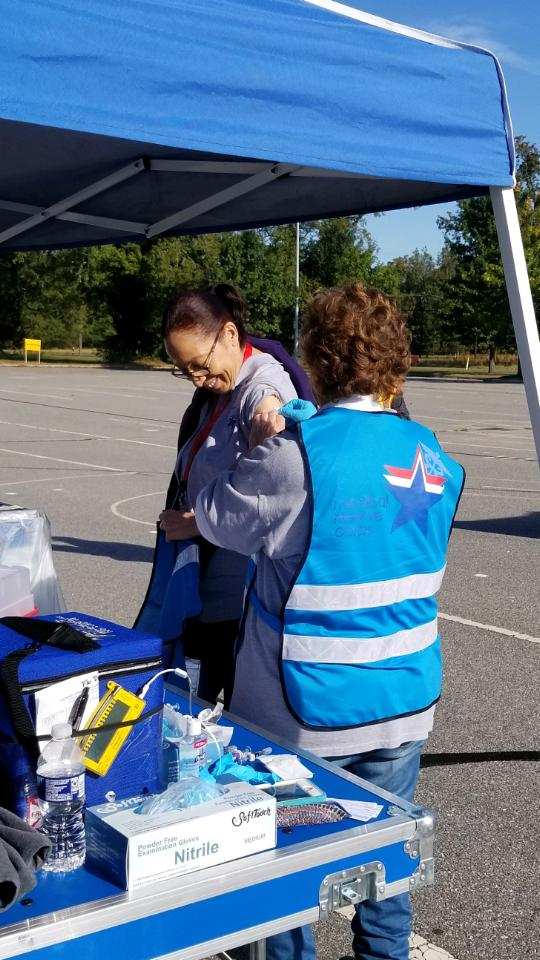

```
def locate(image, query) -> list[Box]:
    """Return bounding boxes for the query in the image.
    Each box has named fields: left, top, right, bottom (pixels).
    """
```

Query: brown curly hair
left=301, top=283, right=411, bottom=404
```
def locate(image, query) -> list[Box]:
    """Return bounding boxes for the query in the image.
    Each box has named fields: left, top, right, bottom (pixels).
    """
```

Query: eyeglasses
left=170, top=325, right=223, bottom=381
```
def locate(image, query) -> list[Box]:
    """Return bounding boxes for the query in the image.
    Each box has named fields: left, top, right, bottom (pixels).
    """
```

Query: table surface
left=0, top=687, right=409, bottom=934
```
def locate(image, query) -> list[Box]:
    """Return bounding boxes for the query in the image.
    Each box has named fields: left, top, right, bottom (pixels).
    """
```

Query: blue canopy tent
left=0, top=0, right=538, bottom=454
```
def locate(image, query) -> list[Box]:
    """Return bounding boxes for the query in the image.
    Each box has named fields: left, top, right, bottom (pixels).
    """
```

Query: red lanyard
left=182, top=342, right=253, bottom=482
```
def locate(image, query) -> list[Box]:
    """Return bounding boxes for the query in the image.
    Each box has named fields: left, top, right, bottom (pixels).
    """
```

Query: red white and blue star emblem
left=384, top=446, right=446, bottom=534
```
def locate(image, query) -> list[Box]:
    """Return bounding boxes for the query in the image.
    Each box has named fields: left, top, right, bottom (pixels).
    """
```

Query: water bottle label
left=37, top=773, right=85, bottom=803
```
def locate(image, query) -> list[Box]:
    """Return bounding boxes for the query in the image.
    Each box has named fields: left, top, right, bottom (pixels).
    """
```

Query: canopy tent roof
left=0, top=0, right=515, bottom=251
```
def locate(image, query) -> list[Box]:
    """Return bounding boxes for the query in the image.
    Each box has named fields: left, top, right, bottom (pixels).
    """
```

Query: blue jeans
left=265, top=740, right=424, bottom=960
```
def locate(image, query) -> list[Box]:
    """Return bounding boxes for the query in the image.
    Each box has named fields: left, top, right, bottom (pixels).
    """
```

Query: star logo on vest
left=384, top=446, right=446, bottom=534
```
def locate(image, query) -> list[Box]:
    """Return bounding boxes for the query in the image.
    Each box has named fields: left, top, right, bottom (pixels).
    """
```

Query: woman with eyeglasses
left=137, top=283, right=313, bottom=703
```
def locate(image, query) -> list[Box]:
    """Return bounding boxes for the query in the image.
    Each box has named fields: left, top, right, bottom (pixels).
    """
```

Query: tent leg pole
left=490, top=186, right=540, bottom=463
left=249, top=940, right=266, bottom=960
left=294, top=221, right=300, bottom=356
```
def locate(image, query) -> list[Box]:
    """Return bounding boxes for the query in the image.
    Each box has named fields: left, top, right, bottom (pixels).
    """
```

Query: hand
left=249, top=409, right=286, bottom=449
left=159, top=509, right=199, bottom=541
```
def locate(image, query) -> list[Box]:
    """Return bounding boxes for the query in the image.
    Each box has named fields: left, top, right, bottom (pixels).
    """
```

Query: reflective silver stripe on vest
left=283, top=617, right=438, bottom=664
left=173, top=543, right=199, bottom=573
left=287, top=566, right=446, bottom=611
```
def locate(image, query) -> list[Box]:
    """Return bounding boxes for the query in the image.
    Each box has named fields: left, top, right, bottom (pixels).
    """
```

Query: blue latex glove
left=278, top=399, right=317, bottom=425
left=200, top=765, right=217, bottom=784
left=209, top=753, right=280, bottom=785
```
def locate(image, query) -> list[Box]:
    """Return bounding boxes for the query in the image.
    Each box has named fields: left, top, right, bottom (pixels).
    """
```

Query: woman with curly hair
left=195, top=283, right=464, bottom=960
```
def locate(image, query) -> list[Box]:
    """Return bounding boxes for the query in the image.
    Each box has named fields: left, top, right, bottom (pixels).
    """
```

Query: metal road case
left=0, top=689, right=435, bottom=960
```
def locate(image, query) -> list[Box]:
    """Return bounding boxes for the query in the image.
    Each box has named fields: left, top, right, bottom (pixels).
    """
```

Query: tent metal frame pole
left=149, top=159, right=361, bottom=179
left=490, top=186, right=540, bottom=462
left=0, top=159, right=146, bottom=245
left=149, top=160, right=271, bottom=175
left=0, top=159, right=362, bottom=245
left=0, top=199, right=148, bottom=236
left=294, top=221, right=300, bottom=356
left=146, top=163, right=298, bottom=239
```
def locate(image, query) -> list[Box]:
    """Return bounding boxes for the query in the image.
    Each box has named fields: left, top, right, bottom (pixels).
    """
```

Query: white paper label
left=328, top=798, right=384, bottom=821
left=34, top=671, right=99, bottom=744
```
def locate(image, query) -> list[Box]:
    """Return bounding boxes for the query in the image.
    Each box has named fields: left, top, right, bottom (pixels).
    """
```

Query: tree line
left=0, top=137, right=537, bottom=364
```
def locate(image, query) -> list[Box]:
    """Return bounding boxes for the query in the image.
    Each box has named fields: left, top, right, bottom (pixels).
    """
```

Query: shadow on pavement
left=52, top=536, right=153, bottom=563
left=454, top=511, right=539, bottom=538
left=421, top=750, right=539, bottom=767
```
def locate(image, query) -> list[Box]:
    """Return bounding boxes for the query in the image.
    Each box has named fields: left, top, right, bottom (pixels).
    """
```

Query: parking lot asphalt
left=0, top=366, right=538, bottom=960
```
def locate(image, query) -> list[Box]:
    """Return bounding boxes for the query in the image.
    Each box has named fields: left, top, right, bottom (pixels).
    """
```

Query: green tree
left=15, top=249, right=95, bottom=348
left=214, top=227, right=299, bottom=346
left=90, top=234, right=237, bottom=360
left=370, top=259, right=403, bottom=301
left=302, top=216, right=376, bottom=288
left=0, top=253, right=22, bottom=349
left=437, top=135, right=539, bottom=370
left=375, top=251, right=443, bottom=353
left=87, top=244, right=154, bottom=361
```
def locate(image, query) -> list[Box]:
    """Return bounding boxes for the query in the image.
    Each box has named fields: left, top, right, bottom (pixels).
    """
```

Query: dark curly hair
left=301, top=283, right=411, bottom=404
left=162, top=283, right=248, bottom=345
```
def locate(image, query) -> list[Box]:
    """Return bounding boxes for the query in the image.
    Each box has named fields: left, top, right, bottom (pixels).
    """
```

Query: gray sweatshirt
left=195, top=407, right=435, bottom=758
left=178, top=352, right=296, bottom=622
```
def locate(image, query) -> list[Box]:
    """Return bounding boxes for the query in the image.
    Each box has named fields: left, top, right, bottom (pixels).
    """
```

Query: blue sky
left=358, top=0, right=540, bottom=262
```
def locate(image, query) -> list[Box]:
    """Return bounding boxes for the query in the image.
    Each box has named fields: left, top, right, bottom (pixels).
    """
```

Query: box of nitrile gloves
left=86, top=783, right=276, bottom=890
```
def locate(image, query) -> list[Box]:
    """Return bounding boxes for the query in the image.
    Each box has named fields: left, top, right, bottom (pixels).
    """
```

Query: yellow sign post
left=23, top=338, right=41, bottom=364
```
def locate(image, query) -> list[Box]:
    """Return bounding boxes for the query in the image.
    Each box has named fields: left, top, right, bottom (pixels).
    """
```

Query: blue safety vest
left=250, top=407, right=464, bottom=731
left=133, top=531, right=201, bottom=666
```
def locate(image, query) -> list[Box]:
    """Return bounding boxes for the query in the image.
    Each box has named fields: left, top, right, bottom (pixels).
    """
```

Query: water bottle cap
left=51, top=722, right=72, bottom=740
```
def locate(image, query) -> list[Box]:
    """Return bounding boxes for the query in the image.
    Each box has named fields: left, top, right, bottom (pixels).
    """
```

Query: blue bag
left=0, top=613, right=165, bottom=814
left=134, top=533, right=201, bottom=664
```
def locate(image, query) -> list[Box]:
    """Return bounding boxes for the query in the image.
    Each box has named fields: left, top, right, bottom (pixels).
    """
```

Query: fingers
left=249, top=410, right=286, bottom=449
left=265, top=410, right=286, bottom=432
left=159, top=510, right=197, bottom=541
left=159, top=509, right=192, bottom=524
left=160, top=510, right=174, bottom=532
left=251, top=410, right=283, bottom=434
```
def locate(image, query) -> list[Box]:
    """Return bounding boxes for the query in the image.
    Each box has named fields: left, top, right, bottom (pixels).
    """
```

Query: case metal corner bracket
left=405, top=806, right=436, bottom=894
left=319, top=808, right=437, bottom=918
left=319, top=860, right=387, bottom=920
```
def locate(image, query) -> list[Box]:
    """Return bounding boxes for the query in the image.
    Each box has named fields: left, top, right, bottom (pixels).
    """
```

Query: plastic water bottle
left=37, top=722, right=86, bottom=872
left=164, top=716, right=208, bottom=784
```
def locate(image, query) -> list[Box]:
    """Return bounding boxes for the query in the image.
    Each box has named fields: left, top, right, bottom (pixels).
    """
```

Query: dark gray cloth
left=0, top=808, right=51, bottom=912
